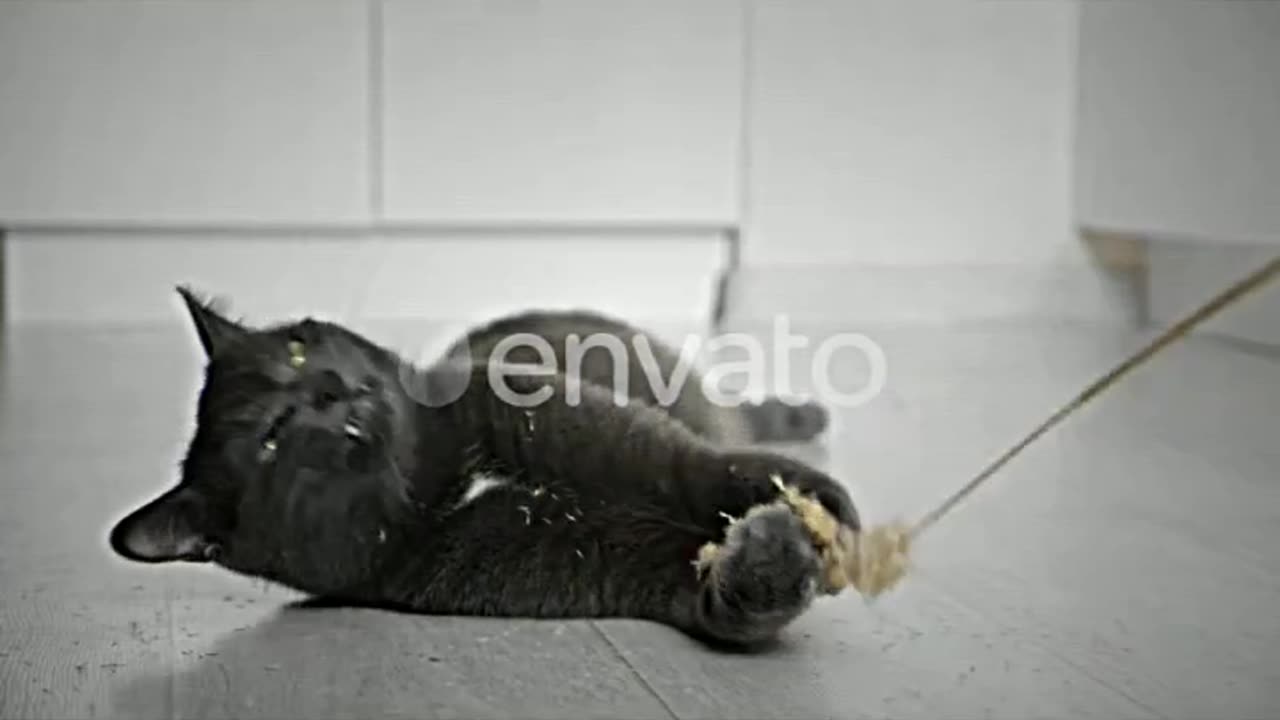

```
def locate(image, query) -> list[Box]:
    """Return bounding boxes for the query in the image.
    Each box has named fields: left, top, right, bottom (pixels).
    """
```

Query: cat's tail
left=740, top=397, right=830, bottom=443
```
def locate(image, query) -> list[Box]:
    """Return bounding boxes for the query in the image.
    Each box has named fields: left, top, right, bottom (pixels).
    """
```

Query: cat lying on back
left=109, top=288, right=859, bottom=646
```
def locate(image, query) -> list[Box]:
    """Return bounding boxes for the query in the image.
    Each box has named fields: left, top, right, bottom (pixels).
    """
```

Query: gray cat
left=109, top=288, right=859, bottom=646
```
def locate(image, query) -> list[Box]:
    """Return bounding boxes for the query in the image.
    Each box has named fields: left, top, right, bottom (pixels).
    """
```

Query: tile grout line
left=165, top=580, right=178, bottom=720
left=589, top=621, right=681, bottom=720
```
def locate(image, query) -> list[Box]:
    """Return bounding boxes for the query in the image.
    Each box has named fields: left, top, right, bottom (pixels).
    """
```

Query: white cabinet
left=0, top=1, right=370, bottom=224
left=380, top=0, right=743, bottom=224
left=1076, top=2, right=1280, bottom=245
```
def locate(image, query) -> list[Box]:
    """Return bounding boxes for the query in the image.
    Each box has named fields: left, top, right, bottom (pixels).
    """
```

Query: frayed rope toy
left=702, top=256, right=1280, bottom=601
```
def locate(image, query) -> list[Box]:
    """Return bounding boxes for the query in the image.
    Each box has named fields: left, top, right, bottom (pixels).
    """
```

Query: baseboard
left=1081, top=228, right=1148, bottom=273
left=1146, top=239, right=1280, bottom=347
left=723, top=261, right=1143, bottom=326
left=3, top=231, right=729, bottom=331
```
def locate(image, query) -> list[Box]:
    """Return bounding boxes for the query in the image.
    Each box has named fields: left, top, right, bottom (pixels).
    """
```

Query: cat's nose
left=308, top=369, right=350, bottom=409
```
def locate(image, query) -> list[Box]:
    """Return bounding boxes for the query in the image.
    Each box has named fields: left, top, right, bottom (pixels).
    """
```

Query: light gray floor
left=1, top=320, right=1277, bottom=719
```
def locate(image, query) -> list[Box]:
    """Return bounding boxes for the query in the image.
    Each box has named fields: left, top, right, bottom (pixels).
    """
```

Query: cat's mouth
left=342, top=418, right=366, bottom=441
left=306, top=371, right=387, bottom=436
left=339, top=415, right=375, bottom=470
left=262, top=380, right=395, bottom=473
left=329, top=387, right=399, bottom=472
left=340, top=388, right=390, bottom=447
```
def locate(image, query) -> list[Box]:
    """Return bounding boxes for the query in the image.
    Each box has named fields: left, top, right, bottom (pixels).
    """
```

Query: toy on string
left=770, top=255, right=1280, bottom=600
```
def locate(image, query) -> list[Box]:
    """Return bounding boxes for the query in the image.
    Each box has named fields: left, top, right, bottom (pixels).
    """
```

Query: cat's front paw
left=714, top=451, right=861, bottom=596
left=724, top=451, right=860, bottom=532
left=695, top=504, right=822, bottom=644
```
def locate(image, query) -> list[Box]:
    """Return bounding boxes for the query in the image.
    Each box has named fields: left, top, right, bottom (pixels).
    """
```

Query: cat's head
left=109, top=287, right=419, bottom=595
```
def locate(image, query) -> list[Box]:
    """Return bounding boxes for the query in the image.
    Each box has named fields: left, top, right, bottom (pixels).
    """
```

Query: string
left=909, top=255, right=1280, bottom=540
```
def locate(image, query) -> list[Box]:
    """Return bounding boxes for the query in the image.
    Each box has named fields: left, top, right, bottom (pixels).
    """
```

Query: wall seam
left=714, top=0, right=754, bottom=330
left=367, top=0, right=384, bottom=220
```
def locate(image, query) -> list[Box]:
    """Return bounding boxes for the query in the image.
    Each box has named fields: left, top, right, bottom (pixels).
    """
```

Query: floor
left=1, top=318, right=1277, bottom=719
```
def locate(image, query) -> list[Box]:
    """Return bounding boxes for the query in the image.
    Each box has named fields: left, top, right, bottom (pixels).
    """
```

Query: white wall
left=0, top=1, right=370, bottom=224
left=743, top=0, right=1079, bottom=267
left=1076, top=1, right=1280, bottom=246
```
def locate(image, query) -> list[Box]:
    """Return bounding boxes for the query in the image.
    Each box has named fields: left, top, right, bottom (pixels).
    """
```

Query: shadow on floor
left=108, top=603, right=711, bottom=719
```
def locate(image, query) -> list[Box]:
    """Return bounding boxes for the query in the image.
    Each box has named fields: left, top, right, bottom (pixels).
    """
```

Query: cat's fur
left=440, top=309, right=830, bottom=446
left=109, top=288, right=859, bottom=646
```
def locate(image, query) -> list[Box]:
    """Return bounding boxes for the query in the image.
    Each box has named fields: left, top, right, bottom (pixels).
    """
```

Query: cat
left=109, top=287, right=860, bottom=646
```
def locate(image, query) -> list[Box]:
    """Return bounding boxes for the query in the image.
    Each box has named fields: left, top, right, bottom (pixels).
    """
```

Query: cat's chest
left=452, top=469, right=588, bottom=510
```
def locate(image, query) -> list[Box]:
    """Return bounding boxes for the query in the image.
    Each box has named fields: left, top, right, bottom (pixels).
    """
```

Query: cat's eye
left=287, top=339, right=306, bottom=368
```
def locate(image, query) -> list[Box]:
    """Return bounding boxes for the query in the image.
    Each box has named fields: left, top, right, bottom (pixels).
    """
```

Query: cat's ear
left=109, top=486, right=218, bottom=563
left=176, top=285, right=247, bottom=357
